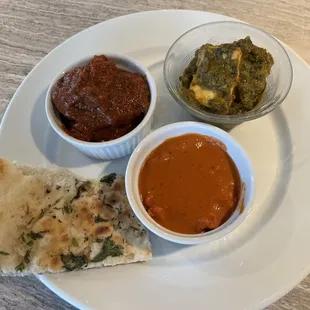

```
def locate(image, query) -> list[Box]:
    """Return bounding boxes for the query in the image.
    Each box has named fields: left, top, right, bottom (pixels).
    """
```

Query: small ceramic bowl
left=125, top=121, right=255, bottom=245
left=45, top=54, right=157, bottom=160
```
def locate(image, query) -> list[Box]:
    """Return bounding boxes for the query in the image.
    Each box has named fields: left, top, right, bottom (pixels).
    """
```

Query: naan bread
left=0, top=159, right=151, bottom=275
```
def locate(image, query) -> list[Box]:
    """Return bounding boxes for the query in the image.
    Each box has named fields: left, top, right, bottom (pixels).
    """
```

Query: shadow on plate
left=149, top=232, right=193, bottom=258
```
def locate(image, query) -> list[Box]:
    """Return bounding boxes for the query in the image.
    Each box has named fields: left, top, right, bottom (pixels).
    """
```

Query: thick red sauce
left=139, top=134, right=241, bottom=234
left=51, top=55, right=150, bottom=142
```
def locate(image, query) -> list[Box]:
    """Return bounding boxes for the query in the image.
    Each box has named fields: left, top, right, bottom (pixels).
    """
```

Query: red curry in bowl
left=51, top=55, right=150, bottom=142
left=138, top=133, right=241, bottom=234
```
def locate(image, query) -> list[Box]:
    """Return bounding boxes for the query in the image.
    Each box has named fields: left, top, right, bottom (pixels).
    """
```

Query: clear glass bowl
left=163, top=21, right=293, bottom=129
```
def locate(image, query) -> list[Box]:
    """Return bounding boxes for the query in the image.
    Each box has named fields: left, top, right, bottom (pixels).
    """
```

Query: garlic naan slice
left=0, top=159, right=151, bottom=275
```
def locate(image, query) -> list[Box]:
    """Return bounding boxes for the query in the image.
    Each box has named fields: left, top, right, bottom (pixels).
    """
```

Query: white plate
left=0, top=9, right=309, bottom=310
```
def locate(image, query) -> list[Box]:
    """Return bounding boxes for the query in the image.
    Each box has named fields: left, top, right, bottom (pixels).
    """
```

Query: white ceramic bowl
left=45, top=54, right=157, bottom=160
left=125, top=121, right=255, bottom=245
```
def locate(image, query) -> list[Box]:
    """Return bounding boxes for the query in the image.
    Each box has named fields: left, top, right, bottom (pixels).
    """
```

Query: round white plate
left=0, top=9, right=309, bottom=310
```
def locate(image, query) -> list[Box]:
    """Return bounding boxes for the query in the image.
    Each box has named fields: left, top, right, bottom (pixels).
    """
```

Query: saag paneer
left=180, top=36, right=274, bottom=115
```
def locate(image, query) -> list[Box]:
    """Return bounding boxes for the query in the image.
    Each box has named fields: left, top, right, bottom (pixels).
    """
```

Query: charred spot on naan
left=72, top=197, right=106, bottom=227
left=74, top=202, right=94, bottom=226
left=33, top=213, right=69, bottom=236
left=36, top=252, right=63, bottom=272
left=103, top=191, right=121, bottom=207
left=111, top=232, right=124, bottom=245
left=111, top=178, right=126, bottom=195
left=95, top=225, right=113, bottom=238
left=50, top=255, right=62, bottom=271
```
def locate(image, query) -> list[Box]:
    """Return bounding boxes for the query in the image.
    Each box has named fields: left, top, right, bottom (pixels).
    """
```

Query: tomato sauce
left=139, top=134, right=241, bottom=234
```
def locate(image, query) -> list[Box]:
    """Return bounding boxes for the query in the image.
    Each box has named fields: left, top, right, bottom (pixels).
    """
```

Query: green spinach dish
left=180, top=36, right=274, bottom=115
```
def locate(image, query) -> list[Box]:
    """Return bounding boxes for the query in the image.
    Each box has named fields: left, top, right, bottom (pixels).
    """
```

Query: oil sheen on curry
left=139, top=134, right=241, bottom=234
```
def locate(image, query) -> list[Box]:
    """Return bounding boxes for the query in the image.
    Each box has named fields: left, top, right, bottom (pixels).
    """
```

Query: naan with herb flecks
left=0, top=159, right=151, bottom=275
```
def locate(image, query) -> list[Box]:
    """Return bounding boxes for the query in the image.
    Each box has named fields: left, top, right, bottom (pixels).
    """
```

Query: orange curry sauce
left=138, top=133, right=241, bottom=234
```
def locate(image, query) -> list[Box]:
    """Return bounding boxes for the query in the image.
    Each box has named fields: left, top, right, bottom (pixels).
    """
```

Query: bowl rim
left=163, top=20, right=293, bottom=124
left=45, top=53, right=157, bottom=147
left=125, top=121, right=255, bottom=245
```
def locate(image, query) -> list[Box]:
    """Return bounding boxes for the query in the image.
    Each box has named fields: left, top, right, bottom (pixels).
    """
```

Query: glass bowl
left=163, top=21, right=293, bottom=129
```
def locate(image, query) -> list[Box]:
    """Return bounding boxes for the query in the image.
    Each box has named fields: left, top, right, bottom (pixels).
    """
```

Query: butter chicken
left=139, top=133, right=241, bottom=234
